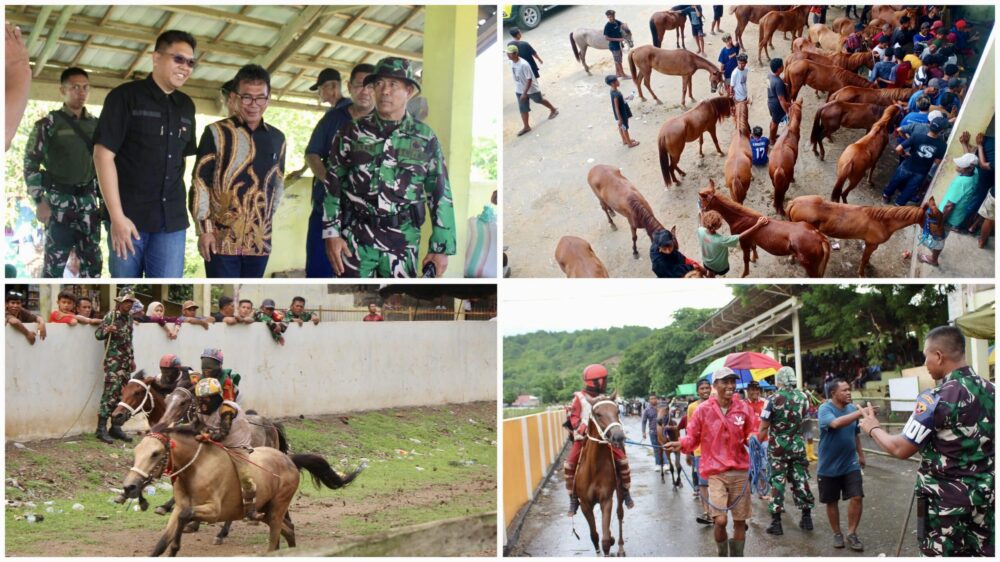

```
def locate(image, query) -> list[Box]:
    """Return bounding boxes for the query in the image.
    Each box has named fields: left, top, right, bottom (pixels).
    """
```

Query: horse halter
left=117, top=378, right=153, bottom=418
left=587, top=400, right=624, bottom=445
left=128, top=432, right=203, bottom=486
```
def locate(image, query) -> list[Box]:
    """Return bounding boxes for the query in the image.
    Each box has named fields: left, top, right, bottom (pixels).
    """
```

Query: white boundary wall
left=5, top=321, right=496, bottom=441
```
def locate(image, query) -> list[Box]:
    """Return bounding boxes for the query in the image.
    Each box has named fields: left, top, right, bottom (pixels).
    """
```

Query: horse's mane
left=705, top=96, right=734, bottom=124
left=863, top=204, right=923, bottom=223
left=879, top=88, right=917, bottom=101
left=735, top=101, right=750, bottom=136
left=824, top=63, right=871, bottom=85
left=626, top=194, right=664, bottom=235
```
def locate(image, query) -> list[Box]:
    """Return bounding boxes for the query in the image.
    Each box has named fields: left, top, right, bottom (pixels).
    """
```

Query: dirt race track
left=503, top=6, right=979, bottom=278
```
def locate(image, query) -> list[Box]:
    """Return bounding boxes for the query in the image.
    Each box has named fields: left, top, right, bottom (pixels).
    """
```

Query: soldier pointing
left=321, top=57, right=456, bottom=278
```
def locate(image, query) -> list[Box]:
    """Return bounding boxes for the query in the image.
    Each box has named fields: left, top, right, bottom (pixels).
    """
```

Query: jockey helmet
left=201, top=348, right=224, bottom=364
left=195, top=377, right=223, bottom=398
left=583, top=364, right=608, bottom=383
left=159, top=354, right=182, bottom=369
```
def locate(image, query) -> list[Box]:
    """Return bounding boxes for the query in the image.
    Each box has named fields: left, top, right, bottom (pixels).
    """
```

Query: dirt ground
left=502, top=6, right=981, bottom=278
left=5, top=402, right=497, bottom=557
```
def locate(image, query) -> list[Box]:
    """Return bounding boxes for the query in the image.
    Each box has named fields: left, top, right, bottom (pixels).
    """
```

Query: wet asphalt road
left=509, top=415, right=921, bottom=557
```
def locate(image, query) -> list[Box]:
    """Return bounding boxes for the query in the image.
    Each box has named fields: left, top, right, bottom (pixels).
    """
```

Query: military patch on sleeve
left=901, top=389, right=939, bottom=447
left=760, top=399, right=772, bottom=420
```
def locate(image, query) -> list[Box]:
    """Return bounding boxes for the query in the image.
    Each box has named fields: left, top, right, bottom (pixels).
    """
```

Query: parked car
left=503, top=5, right=560, bottom=31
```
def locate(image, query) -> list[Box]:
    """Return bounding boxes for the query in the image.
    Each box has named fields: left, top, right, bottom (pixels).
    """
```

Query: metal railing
left=307, top=307, right=497, bottom=322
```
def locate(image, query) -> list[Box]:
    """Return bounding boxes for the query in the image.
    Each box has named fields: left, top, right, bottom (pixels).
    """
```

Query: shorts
left=618, top=117, right=630, bottom=131
left=516, top=91, right=543, bottom=113
left=769, top=103, right=787, bottom=125
left=611, top=49, right=623, bottom=64
left=706, top=263, right=729, bottom=276
left=818, top=470, right=864, bottom=503
left=979, top=190, right=995, bottom=220
left=713, top=6, right=723, bottom=21
left=707, top=470, right=752, bottom=519
left=691, top=24, right=704, bottom=37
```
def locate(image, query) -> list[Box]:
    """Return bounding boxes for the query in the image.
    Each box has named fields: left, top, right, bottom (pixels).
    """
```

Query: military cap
left=115, top=288, right=137, bottom=303
left=363, top=57, right=421, bottom=93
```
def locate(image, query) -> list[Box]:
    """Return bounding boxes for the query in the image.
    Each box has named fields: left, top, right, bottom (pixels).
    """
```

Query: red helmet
left=159, top=354, right=182, bottom=368
left=583, top=364, right=608, bottom=382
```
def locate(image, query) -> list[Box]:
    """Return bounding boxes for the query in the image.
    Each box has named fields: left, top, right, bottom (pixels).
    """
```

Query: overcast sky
left=502, top=281, right=735, bottom=336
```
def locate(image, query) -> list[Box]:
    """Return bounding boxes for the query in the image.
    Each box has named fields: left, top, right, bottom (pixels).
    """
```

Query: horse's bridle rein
left=587, top=400, right=624, bottom=445
left=117, top=378, right=154, bottom=418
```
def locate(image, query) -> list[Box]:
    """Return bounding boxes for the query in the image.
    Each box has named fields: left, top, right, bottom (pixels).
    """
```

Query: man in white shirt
left=508, top=44, right=558, bottom=137
left=730, top=53, right=750, bottom=103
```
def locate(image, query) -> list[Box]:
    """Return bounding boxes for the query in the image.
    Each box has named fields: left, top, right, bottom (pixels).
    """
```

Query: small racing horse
left=656, top=96, right=734, bottom=186
left=725, top=100, right=753, bottom=204
left=649, top=10, right=687, bottom=49
left=655, top=403, right=682, bottom=488
left=628, top=45, right=723, bottom=108
left=757, top=6, right=810, bottom=64
left=786, top=195, right=927, bottom=276
left=784, top=59, right=872, bottom=100
left=110, top=371, right=177, bottom=429
left=768, top=99, right=803, bottom=215
left=555, top=236, right=610, bottom=278
left=810, top=100, right=885, bottom=160
left=830, top=105, right=900, bottom=203
left=698, top=179, right=831, bottom=277
left=587, top=164, right=665, bottom=258
left=570, top=27, right=634, bottom=75
left=573, top=391, right=627, bottom=557
left=730, top=5, right=784, bottom=51
left=122, top=425, right=363, bottom=556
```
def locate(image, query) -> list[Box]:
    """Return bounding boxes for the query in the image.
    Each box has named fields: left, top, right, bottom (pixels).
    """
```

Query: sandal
left=548, top=110, right=559, bottom=120
left=917, top=254, right=939, bottom=266
left=516, top=127, right=531, bottom=137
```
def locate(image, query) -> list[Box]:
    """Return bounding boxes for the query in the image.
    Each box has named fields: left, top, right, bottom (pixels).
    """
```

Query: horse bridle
left=117, top=378, right=154, bottom=418
left=587, top=400, right=624, bottom=444
left=128, top=432, right=203, bottom=486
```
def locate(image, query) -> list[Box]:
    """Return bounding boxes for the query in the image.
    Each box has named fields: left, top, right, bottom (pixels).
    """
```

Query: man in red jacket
left=564, top=363, right=634, bottom=516
left=666, top=368, right=756, bottom=556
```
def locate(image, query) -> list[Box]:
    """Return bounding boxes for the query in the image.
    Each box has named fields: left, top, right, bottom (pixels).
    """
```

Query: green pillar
left=421, top=5, right=477, bottom=278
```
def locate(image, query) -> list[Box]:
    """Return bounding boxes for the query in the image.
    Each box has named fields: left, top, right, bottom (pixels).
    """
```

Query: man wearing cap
left=508, top=45, right=558, bottom=137
left=254, top=298, right=287, bottom=344
left=666, top=368, right=757, bottom=556
left=938, top=152, right=981, bottom=234
left=211, top=295, right=240, bottom=325
left=884, top=116, right=948, bottom=206
left=758, top=366, right=815, bottom=537
left=321, top=57, right=457, bottom=278
left=907, top=79, right=941, bottom=113
left=179, top=299, right=214, bottom=328
left=5, top=290, right=46, bottom=345
left=94, top=288, right=137, bottom=444
left=650, top=227, right=702, bottom=278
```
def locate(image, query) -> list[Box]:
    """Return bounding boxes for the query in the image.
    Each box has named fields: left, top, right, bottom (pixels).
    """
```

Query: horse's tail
left=274, top=421, right=289, bottom=454
left=570, top=32, right=580, bottom=62
left=658, top=141, right=672, bottom=186
left=809, top=106, right=825, bottom=147
left=291, top=453, right=364, bottom=490
left=832, top=159, right=853, bottom=201
left=815, top=235, right=832, bottom=278
left=728, top=5, right=737, bottom=14
left=650, top=18, right=661, bottom=48
left=628, top=49, right=639, bottom=83
left=731, top=176, right=745, bottom=203
left=773, top=167, right=788, bottom=213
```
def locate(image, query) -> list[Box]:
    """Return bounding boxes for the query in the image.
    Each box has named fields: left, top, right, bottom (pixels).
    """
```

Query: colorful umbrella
left=700, top=351, right=783, bottom=384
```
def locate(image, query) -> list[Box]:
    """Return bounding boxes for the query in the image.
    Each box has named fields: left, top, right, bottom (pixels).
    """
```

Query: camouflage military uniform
left=94, top=310, right=134, bottom=417
left=321, top=57, right=456, bottom=278
left=284, top=310, right=316, bottom=322
left=761, top=387, right=815, bottom=515
left=901, top=366, right=994, bottom=556
left=253, top=311, right=286, bottom=343
left=23, top=105, right=102, bottom=277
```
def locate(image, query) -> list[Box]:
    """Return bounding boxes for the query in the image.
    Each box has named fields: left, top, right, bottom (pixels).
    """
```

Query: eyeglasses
left=160, top=51, right=197, bottom=69
left=372, top=78, right=408, bottom=92
left=239, top=94, right=269, bottom=106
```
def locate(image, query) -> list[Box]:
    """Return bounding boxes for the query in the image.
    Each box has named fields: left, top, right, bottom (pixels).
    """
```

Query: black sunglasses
left=161, top=51, right=197, bottom=69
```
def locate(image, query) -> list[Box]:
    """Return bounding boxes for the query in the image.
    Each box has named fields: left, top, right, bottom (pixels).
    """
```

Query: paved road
left=509, top=414, right=921, bottom=557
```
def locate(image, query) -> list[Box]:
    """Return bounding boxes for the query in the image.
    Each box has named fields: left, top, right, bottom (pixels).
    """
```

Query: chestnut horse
left=831, top=105, right=900, bottom=202
left=830, top=17, right=854, bottom=35
left=555, top=236, right=610, bottom=278
left=574, top=392, right=627, bottom=556
left=829, top=51, right=875, bottom=73
left=725, top=100, right=753, bottom=204
left=786, top=195, right=926, bottom=276
left=730, top=5, right=784, bottom=50
left=698, top=179, right=831, bottom=277
left=768, top=100, right=803, bottom=215
left=655, top=403, right=682, bottom=488
left=870, top=5, right=917, bottom=27
left=110, top=372, right=174, bottom=429
left=757, top=6, right=810, bottom=64
left=784, top=59, right=872, bottom=100
left=649, top=10, right=687, bottom=49
left=657, top=96, right=735, bottom=186
left=808, top=23, right=847, bottom=53
left=827, top=86, right=916, bottom=105
left=810, top=100, right=885, bottom=160
left=588, top=164, right=665, bottom=258
left=628, top=45, right=723, bottom=107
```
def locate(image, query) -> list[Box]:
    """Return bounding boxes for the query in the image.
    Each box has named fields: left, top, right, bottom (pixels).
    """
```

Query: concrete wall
left=502, top=409, right=566, bottom=534
left=6, top=320, right=496, bottom=442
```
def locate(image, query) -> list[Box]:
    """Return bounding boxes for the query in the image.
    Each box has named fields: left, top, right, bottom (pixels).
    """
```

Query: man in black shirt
left=766, top=58, right=790, bottom=145
left=889, top=16, right=916, bottom=48
left=883, top=117, right=949, bottom=206
left=507, top=27, right=542, bottom=79
left=603, top=10, right=630, bottom=80
left=94, top=30, right=197, bottom=278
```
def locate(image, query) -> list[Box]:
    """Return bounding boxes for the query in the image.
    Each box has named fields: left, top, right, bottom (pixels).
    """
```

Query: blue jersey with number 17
left=750, top=136, right=769, bottom=165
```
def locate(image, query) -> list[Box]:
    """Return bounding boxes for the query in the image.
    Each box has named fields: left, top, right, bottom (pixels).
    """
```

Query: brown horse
left=725, top=101, right=753, bottom=204
left=768, top=100, right=803, bottom=215
left=574, top=392, right=627, bottom=557
left=649, top=10, right=687, bottom=49
left=123, top=427, right=362, bottom=556
left=829, top=51, right=875, bottom=72
left=810, top=100, right=885, bottom=160
left=870, top=5, right=917, bottom=27
left=786, top=195, right=926, bottom=276
left=786, top=49, right=834, bottom=69
left=730, top=5, right=784, bottom=50
left=830, top=17, right=854, bottom=35
left=657, top=96, right=734, bottom=186
left=555, top=236, right=610, bottom=278
left=808, top=23, right=847, bottom=53
left=655, top=403, right=682, bottom=488
left=757, top=6, right=810, bottom=64
left=784, top=59, right=872, bottom=100
left=628, top=45, right=723, bottom=107
left=828, top=86, right=916, bottom=105
left=698, top=179, right=831, bottom=277
left=588, top=164, right=665, bottom=258
left=110, top=372, right=175, bottom=429
left=831, top=105, right=900, bottom=203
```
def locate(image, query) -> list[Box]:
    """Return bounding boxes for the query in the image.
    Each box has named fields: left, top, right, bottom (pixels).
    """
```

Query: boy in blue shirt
left=718, top=34, right=739, bottom=97
left=750, top=126, right=769, bottom=166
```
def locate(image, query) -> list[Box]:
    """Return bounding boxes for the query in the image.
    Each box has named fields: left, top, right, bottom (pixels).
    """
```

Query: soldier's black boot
left=567, top=494, right=580, bottom=517
left=766, top=512, right=784, bottom=535
left=799, top=508, right=813, bottom=530
left=109, top=421, right=133, bottom=443
left=96, top=416, right=114, bottom=444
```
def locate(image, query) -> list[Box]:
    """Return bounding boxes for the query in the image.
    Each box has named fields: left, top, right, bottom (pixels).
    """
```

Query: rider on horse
left=188, top=377, right=260, bottom=521
left=564, top=363, right=634, bottom=516
left=157, top=354, right=192, bottom=387
left=193, top=348, right=241, bottom=402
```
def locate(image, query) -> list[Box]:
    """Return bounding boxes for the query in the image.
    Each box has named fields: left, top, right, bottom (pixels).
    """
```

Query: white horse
left=569, top=26, right=634, bottom=75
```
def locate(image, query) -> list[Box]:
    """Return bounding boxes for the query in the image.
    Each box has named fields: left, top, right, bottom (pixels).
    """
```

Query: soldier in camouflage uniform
left=860, top=326, right=994, bottom=557
left=321, top=57, right=456, bottom=278
left=23, top=67, right=102, bottom=277
left=285, top=296, right=320, bottom=325
left=758, top=366, right=815, bottom=535
left=93, top=289, right=137, bottom=444
left=254, top=298, right=287, bottom=344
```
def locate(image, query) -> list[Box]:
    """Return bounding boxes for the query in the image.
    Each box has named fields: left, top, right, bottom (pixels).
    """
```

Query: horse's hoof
left=632, top=252, right=639, bottom=260
left=213, top=537, right=223, bottom=546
